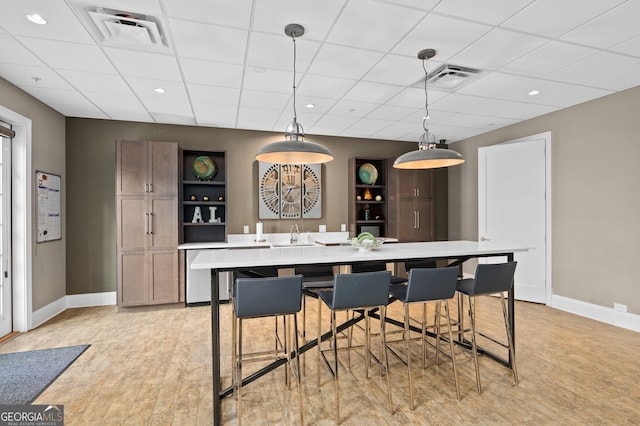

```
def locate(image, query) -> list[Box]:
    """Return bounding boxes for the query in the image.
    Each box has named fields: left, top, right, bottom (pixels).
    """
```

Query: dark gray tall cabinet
left=387, top=166, right=448, bottom=242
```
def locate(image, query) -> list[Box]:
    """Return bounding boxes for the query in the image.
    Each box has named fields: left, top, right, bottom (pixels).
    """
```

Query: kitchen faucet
left=290, top=224, right=299, bottom=244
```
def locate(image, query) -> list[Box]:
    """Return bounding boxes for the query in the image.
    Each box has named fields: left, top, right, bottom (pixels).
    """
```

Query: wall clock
left=258, top=162, right=321, bottom=219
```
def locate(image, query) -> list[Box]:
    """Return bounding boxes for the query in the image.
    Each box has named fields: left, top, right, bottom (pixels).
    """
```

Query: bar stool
left=388, top=266, right=461, bottom=409
left=456, top=261, right=518, bottom=393
left=232, top=274, right=304, bottom=425
left=351, top=261, right=407, bottom=285
left=295, top=264, right=335, bottom=372
left=316, top=271, right=393, bottom=424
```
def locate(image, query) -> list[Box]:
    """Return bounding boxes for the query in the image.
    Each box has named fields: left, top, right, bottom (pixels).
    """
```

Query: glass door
left=0, top=122, right=12, bottom=337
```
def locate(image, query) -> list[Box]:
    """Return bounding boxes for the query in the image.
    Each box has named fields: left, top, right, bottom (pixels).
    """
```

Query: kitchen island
left=191, top=240, right=528, bottom=425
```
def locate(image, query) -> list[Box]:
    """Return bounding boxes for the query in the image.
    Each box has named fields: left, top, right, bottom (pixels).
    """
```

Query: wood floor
left=1, top=297, right=639, bottom=425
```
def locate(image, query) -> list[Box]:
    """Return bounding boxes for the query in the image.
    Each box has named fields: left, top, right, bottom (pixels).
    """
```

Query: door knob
left=480, top=236, right=491, bottom=241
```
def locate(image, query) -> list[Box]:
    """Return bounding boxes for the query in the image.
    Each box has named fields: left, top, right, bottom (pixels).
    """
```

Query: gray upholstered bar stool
left=388, top=266, right=461, bottom=409
left=232, top=274, right=304, bottom=425
left=455, top=261, right=518, bottom=393
left=316, top=271, right=393, bottom=424
left=295, top=264, right=335, bottom=371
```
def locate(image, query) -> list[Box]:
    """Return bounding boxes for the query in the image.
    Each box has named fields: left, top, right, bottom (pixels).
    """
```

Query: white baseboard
left=31, top=292, right=117, bottom=329
left=551, top=294, right=640, bottom=332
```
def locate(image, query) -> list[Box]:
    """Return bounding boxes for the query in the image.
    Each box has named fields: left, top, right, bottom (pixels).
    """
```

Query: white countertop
left=190, top=240, right=529, bottom=270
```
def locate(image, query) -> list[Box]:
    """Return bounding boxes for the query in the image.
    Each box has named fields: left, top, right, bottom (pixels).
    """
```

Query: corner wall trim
left=31, top=292, right=117, bottom=329
left=552, top=294, right=640, bottom=333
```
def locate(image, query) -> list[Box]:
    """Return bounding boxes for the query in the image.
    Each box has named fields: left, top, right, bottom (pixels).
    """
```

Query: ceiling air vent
left=414, top=64, right=482, bottom=92
left=88, top=8, right=167, bottom=49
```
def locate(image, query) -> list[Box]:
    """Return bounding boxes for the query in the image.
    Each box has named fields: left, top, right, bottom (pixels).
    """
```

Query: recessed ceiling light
left=305, top=103, right=315, bottom=109
left=154, top=87, right=166, bottom=94
left=528, top=89, right=540, bottom=96
left=26, top=13, right=47, bottom=25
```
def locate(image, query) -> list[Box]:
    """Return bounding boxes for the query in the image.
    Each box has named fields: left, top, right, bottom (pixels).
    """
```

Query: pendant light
left=393, top=49, right=464, bottom=169
left=255, top=24, right=334, bottom=164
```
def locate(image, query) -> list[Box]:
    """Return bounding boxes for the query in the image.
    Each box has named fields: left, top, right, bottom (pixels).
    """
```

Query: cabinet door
left=118, top=251, right=147, bottom=306
left=149, top=250, right=179, bottom=304
left=116, top=197, right=146, bottom=251
left=148, top=197, right=178, bottom=249
left=397, top=199, right=418, bottom=242
left=149, top=142, right=178, bottom=196
left=414, top=169, right=432, bottom=198
left=415, top=198, right=433, bottom=241
left=396, top=169, right=417, bottom=198
left=116, top=140, right=148, bottom=195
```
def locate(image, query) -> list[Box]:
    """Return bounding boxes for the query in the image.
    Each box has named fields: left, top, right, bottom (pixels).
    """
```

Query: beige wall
left=65, top=118, right=411, bottom=294
left=449, top=85, right=640, bottom=315
left=0, top=77, right=66, bottom=311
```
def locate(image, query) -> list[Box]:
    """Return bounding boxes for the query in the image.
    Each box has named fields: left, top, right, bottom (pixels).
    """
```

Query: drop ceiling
left=1, top=0, right=639, bottom=143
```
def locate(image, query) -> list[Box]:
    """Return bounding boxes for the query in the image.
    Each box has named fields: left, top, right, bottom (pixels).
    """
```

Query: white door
left=0, top=129, right=12, bottom=337
left=478, top=133, right=550, bottom=304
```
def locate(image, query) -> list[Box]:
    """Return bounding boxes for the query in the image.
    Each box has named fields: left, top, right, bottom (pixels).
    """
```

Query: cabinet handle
left=414, top=211, right=417, bottom=229
left=148, top=183, right=153, bottom=193
left=144, top=183, right=148, bottom=193
left=145, top=213, right=149, bottom=234
left=416, top=211, right=420, bottom=229
left=416, top=188, right=420, bottom=197
left=149, top=212, right=153, bottom=234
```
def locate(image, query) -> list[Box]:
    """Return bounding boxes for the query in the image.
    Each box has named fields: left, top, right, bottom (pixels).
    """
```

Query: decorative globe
left=358, top=163, right=378, bottom=185
left=192, top=156, right=217, bottom=180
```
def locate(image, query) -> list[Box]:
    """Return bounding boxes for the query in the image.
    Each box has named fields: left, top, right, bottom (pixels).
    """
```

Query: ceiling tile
left=246, top=32, right=321, bottom=72
left=242, top=68, right=292, bottom=94
left=47, top=101, right=109, bottom=119
left=150, top=113, right=195, bottom=125
left=241, top=89, right=291, bottom=111
left=83, top=91, right=145, bottom=112
left=309, top=44, right=385, bottom=80
left=500, top=41, right=599, bottom=78
left=327, top=0, right=425, bottom=52
left=192, top=102, right=238, bottom=127
left=391, top=14, right=492, bottom=61
left=532, top=86, right=613, bottom=108
left=498, top=79, right=578, bottom=106
left=106, top=108, right=154, bottom=123
left=104, top=47, right=181, bottom=80
left=18, top=38, right=117, bottom=73
left=0, top=0, right=94, bottom=44
left=364, top=54, right=432, bottom=86
left=610, top=35, right=640, bottom=57
left=309, top=114, right=361, bottom=132
left=326, top=99, right=378, bottom=117
left=163, top=0, right=252, bottom=28
left=586, top=64, right=640, bottom=91
left=381, top=0, right=439, bottom=11
left=297, top=74, right=356, bottom=99
left=502, top=0, right=626, bottom=38
left=457, top=72, right=533, bottom=97
left=366, top=105, right=416, bottom=121
left=125, top=76, right=189, bottom=101
left=187, top=84, right=240, bottom=105
left=465, top=98, right=558, bottom=120
left=450, top=28, right=549, bottom=71
left=18, top=85, right=89, bottom=107
left=433, top=0, right=533, bottom=25
left=0, top=35, right=45, bottom=66
left=252, top=0, right=347, bottom=39
left=0, top=63, right=72, bottom=90
left=561, top=1, right=640, bottom=49
left=342, top=81, right=403, bottom=104
left=57, top=70, right=132, bottom=95
left=545, top=51, right=639, bottom=85
left=181, top=58, right=244, bottom=87
left=429, top=93, right=484, bottom=112
left=140, top=97, right=192, bottom=116
left=387, top=87, right=448, bottom=108
left=169, top=19, right=248, bottom=64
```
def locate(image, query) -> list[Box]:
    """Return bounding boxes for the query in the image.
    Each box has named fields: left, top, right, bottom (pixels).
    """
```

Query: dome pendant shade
left=255, top=24, right=334, bottom=165
left=393, top=146, right=464, bottom=169
left=255, top=140, right=335, bottom=164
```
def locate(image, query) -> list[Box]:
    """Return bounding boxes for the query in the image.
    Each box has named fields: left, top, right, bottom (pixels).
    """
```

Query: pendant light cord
left=291, top=33, right=298, bottom=123
left=423, top=57, right=429, bottom=132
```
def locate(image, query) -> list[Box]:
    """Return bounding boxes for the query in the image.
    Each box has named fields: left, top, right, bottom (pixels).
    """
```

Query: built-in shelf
left=180, top=149, right=227, bottom=243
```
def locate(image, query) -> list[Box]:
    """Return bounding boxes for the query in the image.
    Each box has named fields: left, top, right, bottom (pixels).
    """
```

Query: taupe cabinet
left=387, top=168, right=434, bottom=242
left=116, top=140, right=180, bottom=306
